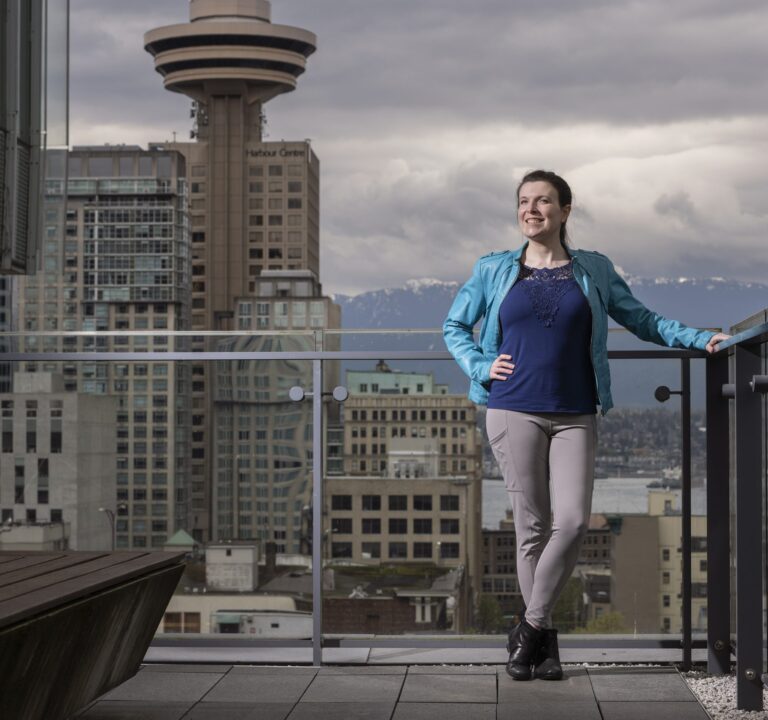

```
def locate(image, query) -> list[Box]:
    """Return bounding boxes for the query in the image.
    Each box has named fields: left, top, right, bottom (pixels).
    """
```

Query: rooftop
left=74, top=663, right=710, bottom=720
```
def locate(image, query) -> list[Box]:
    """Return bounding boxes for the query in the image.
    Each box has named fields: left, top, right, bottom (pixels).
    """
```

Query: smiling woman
left=443, top=168, right=729, bottom=683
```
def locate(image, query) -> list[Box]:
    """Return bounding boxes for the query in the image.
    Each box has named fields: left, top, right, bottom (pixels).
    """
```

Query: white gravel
left=684, top=671, right=768, bottom=720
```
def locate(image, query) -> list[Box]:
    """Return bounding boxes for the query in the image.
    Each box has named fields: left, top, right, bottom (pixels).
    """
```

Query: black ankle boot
left=533, top=628, right=563, bottom=680
left=505, top=614, right=524, bottom=654
left=506, top=620, right=543, bottom=680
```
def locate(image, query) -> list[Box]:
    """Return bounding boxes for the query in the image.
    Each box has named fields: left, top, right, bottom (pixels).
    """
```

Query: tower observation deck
left=144, top=0, right=317, bottom=105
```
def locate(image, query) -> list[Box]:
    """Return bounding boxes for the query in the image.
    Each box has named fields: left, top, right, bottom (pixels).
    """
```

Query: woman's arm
left=604, top=258, right=719, bottom=350
left=443, top=258, right=494, bottom=384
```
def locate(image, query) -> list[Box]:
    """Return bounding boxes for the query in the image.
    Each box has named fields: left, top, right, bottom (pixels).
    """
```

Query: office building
left=212, top=270, right=340, bottom=550
left=16, top=146, right=192, bottom=549
left=0, top=372, right=116, bottom=550
left=1, top=0, right=69, bottom=274
left=611, top=490, right=708, bottom=633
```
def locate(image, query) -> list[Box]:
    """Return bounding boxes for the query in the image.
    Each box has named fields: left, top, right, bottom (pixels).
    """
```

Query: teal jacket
left=443, top=242, right=716, bottom=414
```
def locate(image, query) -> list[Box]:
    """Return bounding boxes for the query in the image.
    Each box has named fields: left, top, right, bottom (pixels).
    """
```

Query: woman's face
left=517, top=181, right=570, bottom=244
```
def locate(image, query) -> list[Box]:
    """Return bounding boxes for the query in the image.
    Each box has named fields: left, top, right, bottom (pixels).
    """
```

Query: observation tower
left=143, top=0, right=319, bottom=328
left=144, top=0, right=316, bottom=138
left=143, top=2, right=322, bottom=544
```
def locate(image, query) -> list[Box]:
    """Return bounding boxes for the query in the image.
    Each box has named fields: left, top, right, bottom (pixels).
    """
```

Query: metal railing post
left=680, top=357, right=692, bottom=671
left=312, top=359, right=323, bottom=666
left=733, top=344, right=763, bottom=710
left=705, top=351, right=731, bottom=674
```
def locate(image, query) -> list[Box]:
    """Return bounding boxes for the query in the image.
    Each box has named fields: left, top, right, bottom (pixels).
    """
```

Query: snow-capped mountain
left=334, top=274, right=767, bottom=333
left=332, top=274, right=767, bottom=407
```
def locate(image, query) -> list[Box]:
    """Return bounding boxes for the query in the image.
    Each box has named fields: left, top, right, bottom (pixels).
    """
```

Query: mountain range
left=331, top=274, right=767, bottom=408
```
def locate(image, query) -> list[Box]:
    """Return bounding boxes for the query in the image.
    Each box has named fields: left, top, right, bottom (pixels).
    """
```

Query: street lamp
left=99, top=503, right=127, bottom=551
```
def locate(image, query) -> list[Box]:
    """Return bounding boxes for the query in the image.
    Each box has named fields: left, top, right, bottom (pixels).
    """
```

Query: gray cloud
left=68, top=0, right=768, bottom=294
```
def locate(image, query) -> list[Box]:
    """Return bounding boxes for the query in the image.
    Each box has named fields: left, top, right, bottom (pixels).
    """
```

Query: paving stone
left=202, top=672, right=314, bottom=703
left=318, top=665, right=407, bottom=674
left=497, top=700, right=602, bottom=720
left=76, top=702, right=192, bottom=720
left=287, top=702, right=396, bottom=720
left=142, top=664, right=233, bottom=673
left=299, top=674, right=405, bottom=703
left=368, top=648, right=505, bottom=665
left=228, top=666, right=318, bottom=676
left=599, top=701, right=711, bottom=720
left=100, top=672, right=225, bottom=702
left=181, top=702, right=293, bottom=720
left=497, top=667, right=595, bottom=703
left=393, top=703, right=496, bottom=720
left=407, top=665, right=497, bottom=674
left=399, top=673, right=496, bottom=703
left=588, top=668, right=696, bottom=702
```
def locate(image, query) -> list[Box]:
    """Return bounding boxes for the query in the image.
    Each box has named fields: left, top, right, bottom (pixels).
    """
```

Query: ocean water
left=482, top=477, right=707, bottom=530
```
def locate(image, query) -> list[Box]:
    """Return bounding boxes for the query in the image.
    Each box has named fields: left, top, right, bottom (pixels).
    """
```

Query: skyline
left=70, top=0, right=768, bottom=296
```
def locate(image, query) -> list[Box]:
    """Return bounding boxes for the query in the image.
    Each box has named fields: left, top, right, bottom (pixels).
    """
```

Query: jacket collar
left=509, top=240, right=581, bottom=264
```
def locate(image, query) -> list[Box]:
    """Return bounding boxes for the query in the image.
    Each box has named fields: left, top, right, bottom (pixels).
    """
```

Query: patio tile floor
left=74, top=664, right=711, bottom=720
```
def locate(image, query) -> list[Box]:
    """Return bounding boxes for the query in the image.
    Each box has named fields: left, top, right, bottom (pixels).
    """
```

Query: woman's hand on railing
left=490, top=354, right=515, bottom=381
left=705, top=333, right=731, bottom=354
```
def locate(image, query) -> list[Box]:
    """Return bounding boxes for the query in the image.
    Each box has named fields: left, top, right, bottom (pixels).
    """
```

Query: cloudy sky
left=70, top=0, right=768, bottom=296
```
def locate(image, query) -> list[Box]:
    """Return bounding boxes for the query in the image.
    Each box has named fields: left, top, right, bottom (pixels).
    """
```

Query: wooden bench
left=0, top=550, right=185, bottom=720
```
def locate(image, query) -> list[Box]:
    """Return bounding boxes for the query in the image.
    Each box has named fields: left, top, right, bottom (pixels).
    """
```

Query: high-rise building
left=16, top=146, right=192, bottom=549
left=1, top=0, right=69, bottom=275
left=212, top=270, right=340, bottom=550
left=0, top=372, right=116, bottom=550
left=145, top=1, right=330, bottom=543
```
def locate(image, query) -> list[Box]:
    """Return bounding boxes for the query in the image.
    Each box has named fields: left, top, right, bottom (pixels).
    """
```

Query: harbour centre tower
left=145, top=0, right=339, bottom=546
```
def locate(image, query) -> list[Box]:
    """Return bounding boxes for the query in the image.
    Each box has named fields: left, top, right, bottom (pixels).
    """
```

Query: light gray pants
left=487, top=409, right=597, bottom=629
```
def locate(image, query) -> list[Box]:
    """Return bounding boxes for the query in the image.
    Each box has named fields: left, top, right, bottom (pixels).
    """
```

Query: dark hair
left=516, top=170, right=573, bottom=245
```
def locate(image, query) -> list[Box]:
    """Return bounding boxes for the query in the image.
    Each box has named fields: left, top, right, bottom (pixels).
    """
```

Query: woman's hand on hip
left=490, top=354, right=515, bottom=381
left=705, top=333, right=730, bottom=354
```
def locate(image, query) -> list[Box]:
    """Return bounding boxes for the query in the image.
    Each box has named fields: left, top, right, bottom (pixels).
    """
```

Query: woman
left=443, top=170, right=728, bottom=681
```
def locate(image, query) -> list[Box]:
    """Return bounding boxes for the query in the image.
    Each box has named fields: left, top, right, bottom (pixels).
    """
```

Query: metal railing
left=2, top=318, right=767, bottom=710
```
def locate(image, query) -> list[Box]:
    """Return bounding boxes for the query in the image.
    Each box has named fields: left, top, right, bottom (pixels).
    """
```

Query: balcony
left=0, top=312, right=766, bottom=718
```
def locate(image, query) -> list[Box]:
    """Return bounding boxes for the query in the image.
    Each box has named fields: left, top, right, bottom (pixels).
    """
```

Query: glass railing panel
left=0, top=331, right=716, bottom=651
left=0, top=336, right=319, bottom=643
left=322, top=357, right=480, bottom=635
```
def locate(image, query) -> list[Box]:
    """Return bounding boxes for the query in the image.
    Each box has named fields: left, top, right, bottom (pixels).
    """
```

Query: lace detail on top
left=518, top=261, right=575, bottom=328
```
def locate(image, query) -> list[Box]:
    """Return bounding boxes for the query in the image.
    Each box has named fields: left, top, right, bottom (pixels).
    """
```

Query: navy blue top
left=487, top=261, right=597, bottom=414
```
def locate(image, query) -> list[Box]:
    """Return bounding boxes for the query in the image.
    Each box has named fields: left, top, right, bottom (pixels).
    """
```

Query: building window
left=663, top=595, right=671, bottom=608
left=662, top=571, right=670, bottom=584
left=389, top=518, right=407, bottom=534
left=361, top=542, right=380, bottom=559
left=362, top=518, right=381, bottom=534
left=413, top=542, right=432, bottom=559
left=662, top=548, right=670, bottom=562
left=388, top=542, right=407, bottom=559
left=332, top=518, right=352, bottom=534
left=440, top=518, right=459, bottom=534
left=331, top=542, right=353, bottom=558
left=413, top=495, right=432, bottom=511
left=331, top=495, right=352, bottom=511
left=361, top=494, right=381, bottom=511
left=440, top=495, right=459, bottom=512
left=164, top=612, right=182, bottom=632
left=414, top=519, right=433, bottom=534
left=389, top=495, right=407, bottom=511
left=440, top=542, right=460, bottom=559
left=183, top=613, right=201, bottom=633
